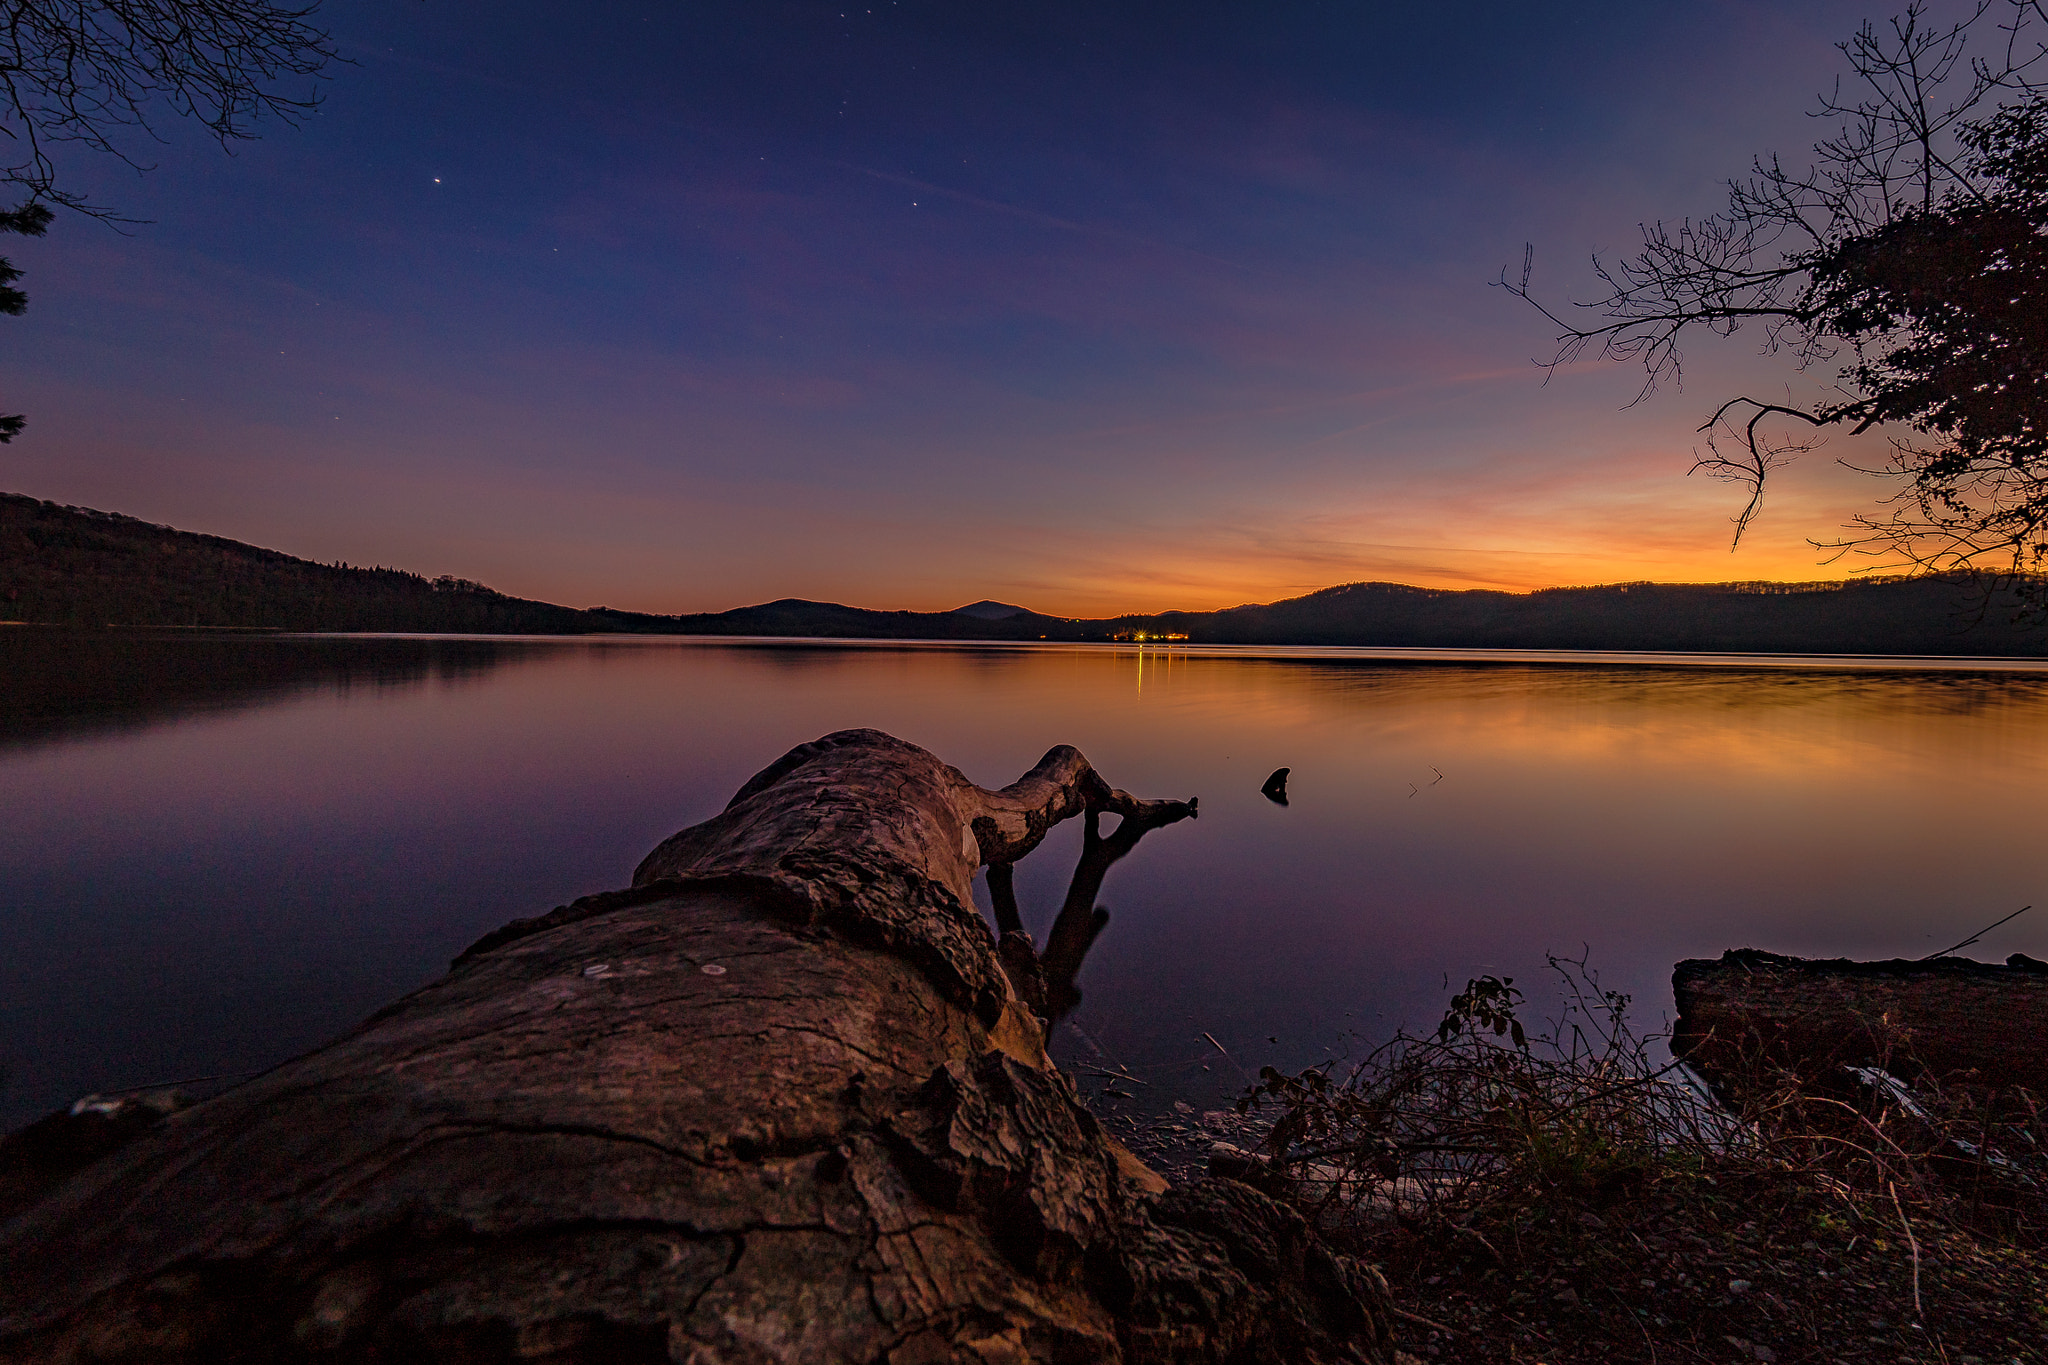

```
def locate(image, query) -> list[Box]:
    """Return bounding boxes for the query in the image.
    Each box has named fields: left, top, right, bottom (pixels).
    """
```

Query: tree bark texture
left=0, top=729, right=1393, bottom=1364
left=1674, top=948, right=2048, bottom=1094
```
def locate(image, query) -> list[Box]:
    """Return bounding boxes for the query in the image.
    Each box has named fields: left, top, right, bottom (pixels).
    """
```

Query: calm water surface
left=5, top=629, right=2048, bottom=1130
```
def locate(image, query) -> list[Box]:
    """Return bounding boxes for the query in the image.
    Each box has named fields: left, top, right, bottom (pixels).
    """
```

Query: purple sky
left=2, top=0, right=1930, bottom=614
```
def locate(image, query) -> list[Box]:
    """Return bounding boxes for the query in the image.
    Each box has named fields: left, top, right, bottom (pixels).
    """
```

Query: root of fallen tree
left=0, top=728, right=1394, bottom=1364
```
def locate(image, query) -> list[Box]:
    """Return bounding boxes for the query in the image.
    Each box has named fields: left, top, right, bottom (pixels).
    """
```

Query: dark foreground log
left=0, top=729, right=1392, bottom=1364
left=1674, top=948, right=2048, bottom=1094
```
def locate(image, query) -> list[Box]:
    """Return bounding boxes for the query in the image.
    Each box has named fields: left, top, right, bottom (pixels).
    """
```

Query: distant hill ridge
left=1119, top=577, right=2048, bottom=654
left=0, top=493, right=671, bottom=634
left=952, top=599, right=1031, bottom=620
left=4, top=491, right=2045, bottom=653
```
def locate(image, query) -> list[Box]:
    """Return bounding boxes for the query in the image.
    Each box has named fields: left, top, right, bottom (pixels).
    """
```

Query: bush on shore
left=1233, top=959, right=2048, bottom=1364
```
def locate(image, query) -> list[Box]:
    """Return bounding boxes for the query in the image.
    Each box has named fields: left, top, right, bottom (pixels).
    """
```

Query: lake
left=6, top=628, right=2048, bottom=1132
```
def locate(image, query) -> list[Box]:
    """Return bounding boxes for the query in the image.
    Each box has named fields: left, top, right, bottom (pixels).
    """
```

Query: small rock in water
left=700, top=963, right=728, bottom=977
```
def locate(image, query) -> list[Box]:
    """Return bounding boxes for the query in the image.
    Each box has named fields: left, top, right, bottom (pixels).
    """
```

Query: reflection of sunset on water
left=7, top=633, right=2048, bottom=1129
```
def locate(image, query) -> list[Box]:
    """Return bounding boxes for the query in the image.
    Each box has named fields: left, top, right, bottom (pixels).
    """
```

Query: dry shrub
left=1237, top=955, right=2048, bottom=1255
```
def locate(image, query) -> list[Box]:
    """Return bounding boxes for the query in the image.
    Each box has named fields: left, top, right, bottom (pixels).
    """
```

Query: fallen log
left=1673, top=947, right=2048, bottom=1095
left=0, top=728, right=1393, bottom=1364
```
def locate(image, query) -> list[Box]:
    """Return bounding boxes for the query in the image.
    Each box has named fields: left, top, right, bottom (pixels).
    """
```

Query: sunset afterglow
left=3, top=1, right=1906, bottom=615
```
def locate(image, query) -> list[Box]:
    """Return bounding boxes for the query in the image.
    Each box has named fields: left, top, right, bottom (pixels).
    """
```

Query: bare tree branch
left=1689, top=398, right=1832, bottom=548
left=0, top=0, right=335, bottom=218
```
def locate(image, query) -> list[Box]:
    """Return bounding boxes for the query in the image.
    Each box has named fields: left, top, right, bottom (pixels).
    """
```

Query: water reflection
left=992, top=797, right=1199, bottom=1024
left=0, top=629, right=547, bottom=751
left=7, top=632, right=2048, bottom=1133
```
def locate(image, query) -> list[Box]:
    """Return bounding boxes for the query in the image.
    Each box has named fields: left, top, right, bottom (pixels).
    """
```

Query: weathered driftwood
left=1674, top=948, right=2048, bottom=1094
left=0, top=728, right=1393, bottom=1364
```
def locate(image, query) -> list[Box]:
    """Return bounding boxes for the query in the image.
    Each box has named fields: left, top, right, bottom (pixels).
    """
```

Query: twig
left=1920, top=904, right=2031, bottom=960
left=1888, top=1180, right=1924, bottom=1324
left=1393, top=1305, right=1459, bottom=1336
left=91, top=1069, right=261, bottom=1096
left=1454, top=1223, right=1503, bottom=1263
left=1607, top=1283, right=1658, bottom=1365
left=1078, top=1066, right=1150, bottom=1086
left=1202, top=1030, right=1251, bottom=1081
left=1494, top=1307, right=1554, bottom=1343
left=1275, top=1140, right=1490, bottom=1165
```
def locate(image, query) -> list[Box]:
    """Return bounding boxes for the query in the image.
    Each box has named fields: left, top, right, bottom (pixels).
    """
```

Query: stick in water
left=1920, top=905, right=2031, bottom=961
left=1201, top=1031, right=1250, bottom=1080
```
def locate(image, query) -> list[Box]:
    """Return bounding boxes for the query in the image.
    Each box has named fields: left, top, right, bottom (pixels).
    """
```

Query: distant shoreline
left=15, top=621, right=2048, bottom=673
left=9, top=490, right=2048, bottom=656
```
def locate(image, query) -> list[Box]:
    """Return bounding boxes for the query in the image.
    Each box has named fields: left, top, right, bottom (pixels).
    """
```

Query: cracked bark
left=0, top=728, right=1393, bottom=1364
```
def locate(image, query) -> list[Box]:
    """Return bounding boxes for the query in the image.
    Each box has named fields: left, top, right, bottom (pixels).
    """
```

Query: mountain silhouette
left=7, top=492, right=2046, bottom=655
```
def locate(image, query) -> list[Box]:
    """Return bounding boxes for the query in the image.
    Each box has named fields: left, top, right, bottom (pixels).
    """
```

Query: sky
left=0, top=0, right=1957, bottom=615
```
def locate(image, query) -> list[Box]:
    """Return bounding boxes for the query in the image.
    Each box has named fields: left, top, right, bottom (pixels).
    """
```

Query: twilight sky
left=3, top=0, right=1933, bottom=614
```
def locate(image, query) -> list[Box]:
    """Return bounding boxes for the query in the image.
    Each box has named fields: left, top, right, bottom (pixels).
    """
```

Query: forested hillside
left=0, top=494, right=672, bottom=633
left=674, top=580, right=2048, bottom=655
left=1115, top=578, right=2048, bottom=655
left=8, top=492, right=2046, bottom=653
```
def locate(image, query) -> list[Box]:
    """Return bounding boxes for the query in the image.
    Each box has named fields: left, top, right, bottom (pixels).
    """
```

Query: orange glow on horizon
left=13, top=358, right=1914, bottom=622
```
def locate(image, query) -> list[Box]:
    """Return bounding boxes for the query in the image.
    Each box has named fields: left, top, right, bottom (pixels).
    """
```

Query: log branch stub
left=0, top=729, right=1384, bottom=1365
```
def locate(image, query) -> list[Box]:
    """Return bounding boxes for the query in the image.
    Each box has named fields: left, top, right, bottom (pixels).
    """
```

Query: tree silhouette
left=0, top=201, right=50, bottom=442
left=0, top=0, right=335, bottom=441
left=0, top=0, right=334, bottom=218
left=1507, top=1, right=2048, bottom=599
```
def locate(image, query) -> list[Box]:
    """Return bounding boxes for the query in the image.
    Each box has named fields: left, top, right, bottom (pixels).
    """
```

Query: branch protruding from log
left=633, top=730, right=1194, bottom=907
left=965, top=742, right=1198, bottom=867
left=986, top=858, right=1023, bottom=936
left=977, top=764, right=1197, bottom=1023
